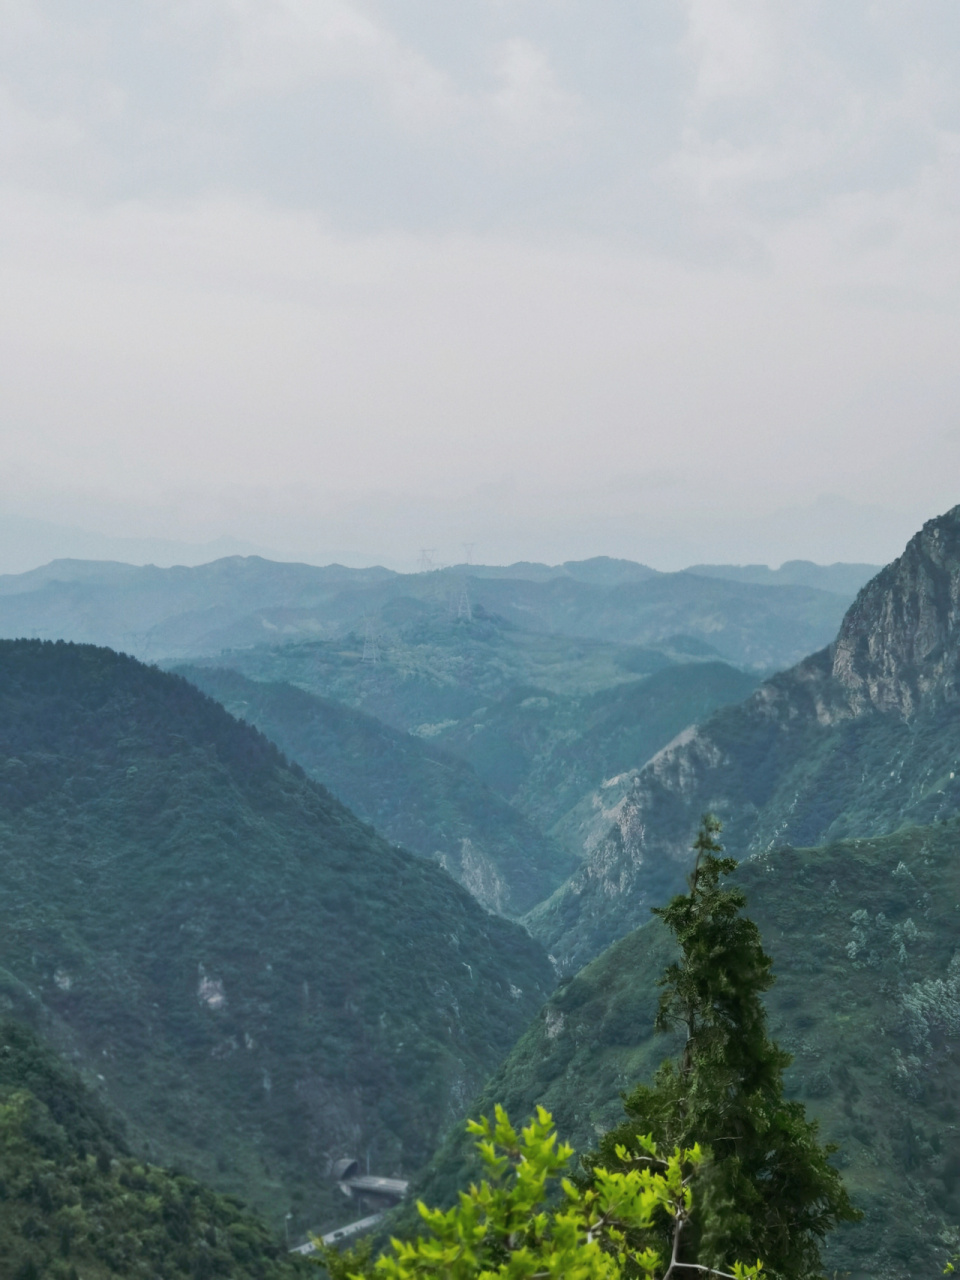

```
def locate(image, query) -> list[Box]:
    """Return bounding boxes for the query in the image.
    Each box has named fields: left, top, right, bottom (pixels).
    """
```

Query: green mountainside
left=183, top=619, right=757, bottom=862
left=177, top=665, right=578, bottom=916
left=183, top=613, right=671, bottom=732
left=0, top=552, right=861, bottom=671
left=434, top=661, right=759, bottom=838
left=0, top=1016, right=305, bottom=1279
left=0, top=639, right=553, bottom=1241
left=531, top=506, right=960, bottom=970
left=416, top=820, right=960, bottom=1280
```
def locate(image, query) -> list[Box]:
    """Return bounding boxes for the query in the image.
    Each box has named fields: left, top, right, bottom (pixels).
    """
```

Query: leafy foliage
left=313, top=1107, right=761, bottom=1280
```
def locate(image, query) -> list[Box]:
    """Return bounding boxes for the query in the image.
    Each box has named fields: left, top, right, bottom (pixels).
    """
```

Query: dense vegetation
left=0, top=1017, right=306, bottom=1279
left=436, top=661, right=759, bottom=837
left=415, top=818, right=960, bottom=1279
left=315, top=1106, right=762, bottom=1280
left=0, top=639, right=553, bottom=1241
left=589, top=819, right=857, bottom=1278
left=177, top=666, right=578, bottom=917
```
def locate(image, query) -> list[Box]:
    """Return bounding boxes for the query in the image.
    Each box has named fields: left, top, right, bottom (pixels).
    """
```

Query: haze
left=2, top=0, right=959, bottom=573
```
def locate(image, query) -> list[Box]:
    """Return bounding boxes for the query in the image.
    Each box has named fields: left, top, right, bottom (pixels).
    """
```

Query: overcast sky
left=1, top=0, right=959, bottom=572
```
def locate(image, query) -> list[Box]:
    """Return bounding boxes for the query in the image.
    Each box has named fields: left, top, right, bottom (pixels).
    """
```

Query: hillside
left=0, top=552, right=861, bottom=671
left=434, top=660, right=759, bottom=838
left=415, top=821, right=960, bottom=1280
left=0, top=1015, right=306, bottom=1279
left=0, top=639, right=554, bottom=1241
left=530, top=505, right=960, bottom=969
left=177, top=665, right=578, bottom=916
left=184, top=627, right=757, bottom=866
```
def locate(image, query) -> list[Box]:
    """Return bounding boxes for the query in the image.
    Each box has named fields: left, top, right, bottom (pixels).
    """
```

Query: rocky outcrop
left=832, top=505, right=960, bottom=717
left=528, top=506, right=960, bottom=971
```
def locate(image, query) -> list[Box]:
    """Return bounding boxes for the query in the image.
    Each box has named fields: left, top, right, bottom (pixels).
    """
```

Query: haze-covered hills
left=0, top=1016, right=306, bottom=1278
left=431, top=660, right=759, bottom=839
left=177, top=665, right=579, bottom=916
left=181, top=618, right=758, bottom=870
left=415, top=821, right=960, bottom=1280
left=531, top=506, right=960, bottom=970
left=684, top=559, right=878, bottom=595
left=0, top=639, right=553, bottom=1240
left=0, top=552, right=867, bottom=671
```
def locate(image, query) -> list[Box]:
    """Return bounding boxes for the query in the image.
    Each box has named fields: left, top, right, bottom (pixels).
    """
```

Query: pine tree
left=589, top=815, right=859, bottom=1280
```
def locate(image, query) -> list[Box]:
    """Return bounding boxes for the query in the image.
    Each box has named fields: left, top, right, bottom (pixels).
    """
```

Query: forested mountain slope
left=0, top=552, right=860, bottom=670
left=433, top=660, right=759, bottom=838
left=0, top=1016, right=305, bottom=1279
left=530, top=505, right=960, bottom=969
left=183, top=640, right=757, bottom=868
left=417, top=821, right=960, bottom=1280
left=178, top=665, right=578, bottom=916
left=0, top=640, right=553, bottom=1239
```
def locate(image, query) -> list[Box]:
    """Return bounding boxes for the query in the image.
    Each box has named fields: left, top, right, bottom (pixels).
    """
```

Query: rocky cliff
left=528, top=506, right=960, bottom=970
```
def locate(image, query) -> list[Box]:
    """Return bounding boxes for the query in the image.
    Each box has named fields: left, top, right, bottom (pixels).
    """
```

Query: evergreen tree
left=588, top=815, right=859, bottom=1280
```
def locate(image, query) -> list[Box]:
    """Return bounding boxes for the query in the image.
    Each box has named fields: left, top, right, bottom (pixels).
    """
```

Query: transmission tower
left=417, top=548, right=437, bottom=574
left=361, top=615, right=380, bottom=664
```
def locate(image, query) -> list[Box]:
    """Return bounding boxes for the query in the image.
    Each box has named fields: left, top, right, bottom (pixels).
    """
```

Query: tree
left=588, top=815, right=859, bottom=1279
left=312, top=1106, right=761, bottom=1280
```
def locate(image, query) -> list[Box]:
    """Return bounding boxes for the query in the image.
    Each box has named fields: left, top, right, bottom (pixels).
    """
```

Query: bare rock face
left=832, top=505, right=960, bottom=718
left=529, top=505, right=960, bottom=971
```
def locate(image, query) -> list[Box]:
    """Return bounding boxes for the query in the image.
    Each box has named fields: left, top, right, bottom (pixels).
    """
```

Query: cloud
left=488, top=37, right=583, bottom=153
left=681, top=0, right=782, bottom=102
left=205, top=0, right=460, bottom=127
left=2, top=2, right=960, bottom=567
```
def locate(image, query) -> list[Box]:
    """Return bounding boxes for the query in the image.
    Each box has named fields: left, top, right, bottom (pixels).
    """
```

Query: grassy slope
left=414, top=821, right=960, bottom=1280
left=177, top=665, right=578, bottom=917
left=0, top=639, right=553, bottom=1241
left=0, top=1016, right=307, bottom=1280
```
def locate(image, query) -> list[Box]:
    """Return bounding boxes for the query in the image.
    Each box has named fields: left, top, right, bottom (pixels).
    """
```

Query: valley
left=0, top=528, right=956, bottom=1279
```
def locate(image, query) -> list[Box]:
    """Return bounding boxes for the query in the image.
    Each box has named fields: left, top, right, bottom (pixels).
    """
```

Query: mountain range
left=2, top=525, right=951, bottom=1274
left=0, top=1016, right=306, bottom=1278
left=0, top=553, right=877, bottom=671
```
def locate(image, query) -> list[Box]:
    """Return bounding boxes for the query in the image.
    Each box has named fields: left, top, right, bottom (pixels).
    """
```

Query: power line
left=361, top=615, right=380, bottom=664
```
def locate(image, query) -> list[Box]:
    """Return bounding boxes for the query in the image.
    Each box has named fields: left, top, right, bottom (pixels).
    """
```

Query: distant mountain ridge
left=0, top=553, right=870, bottom=671
left=528, top=504, right=960, bottom=970
left=684, top=559, right=879, bottom=596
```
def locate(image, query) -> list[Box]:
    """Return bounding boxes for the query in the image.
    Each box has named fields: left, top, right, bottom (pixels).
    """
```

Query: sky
left=1, top=0, right=960, bottom=573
